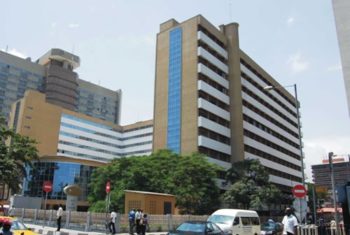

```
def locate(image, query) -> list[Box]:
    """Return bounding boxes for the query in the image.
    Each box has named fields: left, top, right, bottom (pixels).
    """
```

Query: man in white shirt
left=282, top=208, right=298, bottom=235
left=109, top=209, right=117, bottom=234
left=56, top=204, right=64, bottom=231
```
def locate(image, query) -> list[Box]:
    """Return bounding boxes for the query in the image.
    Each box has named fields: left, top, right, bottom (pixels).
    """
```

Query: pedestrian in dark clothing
left=140, top=214, right=148, bottom=235
left=129, top=208, right=136, bottom=235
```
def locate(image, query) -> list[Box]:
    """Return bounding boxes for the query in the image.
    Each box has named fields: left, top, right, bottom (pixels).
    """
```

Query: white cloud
left=1, top=48, right=27, bottom=59
left=51, top=22, right=57, bottom=28
left=68, top=23, right=80, bottom=29
left=327, top=64, right=342, bottom=72
left=287, top=52, right=309, bottom=73
left=303, top=135, right=350, bottom=182
left=287, top=17, right=295, bottom=26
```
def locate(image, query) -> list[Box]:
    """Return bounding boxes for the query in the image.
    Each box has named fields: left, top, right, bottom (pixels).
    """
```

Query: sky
left=1, top=0, right=349, bottom=182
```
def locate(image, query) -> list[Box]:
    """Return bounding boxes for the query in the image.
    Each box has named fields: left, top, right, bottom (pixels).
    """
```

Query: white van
left=207, top=209, right=260, bottom=235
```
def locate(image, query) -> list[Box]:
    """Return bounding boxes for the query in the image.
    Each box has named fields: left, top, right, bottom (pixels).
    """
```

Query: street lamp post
left=264, top=84, right=305, bottom=185
left=329, top=152, right=340, bottom=235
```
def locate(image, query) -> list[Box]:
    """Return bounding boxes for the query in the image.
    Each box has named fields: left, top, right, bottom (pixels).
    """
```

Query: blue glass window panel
left=167, top=28, right=182, bottom=153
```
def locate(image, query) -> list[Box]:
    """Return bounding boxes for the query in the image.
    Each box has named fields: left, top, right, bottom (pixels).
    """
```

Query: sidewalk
left=27, top=224, right=167, bottom=235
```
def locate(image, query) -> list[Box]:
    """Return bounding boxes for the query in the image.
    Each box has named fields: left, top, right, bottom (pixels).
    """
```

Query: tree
left=0, top=117, right=39, bottom=194
left=88, top=150, right=221, bottom=214
left=224, top=159, right=282, bottom=210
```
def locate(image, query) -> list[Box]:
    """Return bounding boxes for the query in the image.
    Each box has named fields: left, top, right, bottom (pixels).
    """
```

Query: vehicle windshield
left=208, top=215, right=235, bottom=225
left=261, top=222, right=276, bottom=231
left=11, top=220, right=28, bottom=230
left=177, top=222, right=205, bottom=232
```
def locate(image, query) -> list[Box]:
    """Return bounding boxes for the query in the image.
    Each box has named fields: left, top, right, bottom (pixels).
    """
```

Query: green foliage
left=0, top=116, right=39, bottom=193
left=88, top=150, right=221, bottom=214
left=224, top=159, right=282, bottom=210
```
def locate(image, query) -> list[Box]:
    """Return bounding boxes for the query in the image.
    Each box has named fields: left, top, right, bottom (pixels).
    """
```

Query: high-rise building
left=0, top=49, right=122, bottom=124
left=312, top=157, right=350, bottom=190
left=7, top=90, right=152, bottom=208
left=153, top=15, right=303, bottom=193
left=332, top=0, right=350, bottom=116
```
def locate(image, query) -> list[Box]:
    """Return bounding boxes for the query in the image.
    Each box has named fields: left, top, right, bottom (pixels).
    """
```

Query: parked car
left=168, top=221, right=227, bottom=235
left=260, top=220, right=283, bottom=235
left=0, top=216, right=38, bottom=235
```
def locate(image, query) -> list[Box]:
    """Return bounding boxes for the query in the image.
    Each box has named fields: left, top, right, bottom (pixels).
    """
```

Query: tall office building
left=332, top=0, right=350, bottom=116
left=0, top=49, right=121, bottom=124
left=7, top=90, right=152, bottom=208
left=153, top=15, right=303, bottom=193
left=312, top=157, right=350, bottom=190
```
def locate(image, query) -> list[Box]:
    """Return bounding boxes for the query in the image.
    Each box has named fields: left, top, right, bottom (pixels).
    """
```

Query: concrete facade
left=0, top=49, right=121, bottom=124
left=153, top=15, right=303, bottom=192
left=332, top=0, right=350, bottom=116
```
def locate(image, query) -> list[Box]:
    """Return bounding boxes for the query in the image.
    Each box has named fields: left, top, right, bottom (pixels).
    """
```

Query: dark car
left=168, top=221, right=227, bottom=235
left=260, top=220, right=283, bottom=235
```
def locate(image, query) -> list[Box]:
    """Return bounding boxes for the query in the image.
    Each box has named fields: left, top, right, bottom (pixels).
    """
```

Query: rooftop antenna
left=228, top=0, right=233, bottom=22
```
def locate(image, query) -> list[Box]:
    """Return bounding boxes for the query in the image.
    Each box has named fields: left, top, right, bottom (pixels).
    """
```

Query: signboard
left=42, top=181, right=52, bottom=193
left=292, top=184, right=307, bottom=198
left=293, top=198, right=307, bottom=223
left=106, top=181, right=111, bottom=194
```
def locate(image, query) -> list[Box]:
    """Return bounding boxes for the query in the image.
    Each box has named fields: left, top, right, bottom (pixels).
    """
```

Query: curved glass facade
left=23, top=162, right=95, bottom=201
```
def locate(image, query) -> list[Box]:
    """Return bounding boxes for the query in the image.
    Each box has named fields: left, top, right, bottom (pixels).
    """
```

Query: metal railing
left=10, top=208, right=208, bottom=232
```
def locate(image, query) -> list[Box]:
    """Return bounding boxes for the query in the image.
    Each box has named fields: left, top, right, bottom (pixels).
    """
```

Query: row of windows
left=198, top=108, right=230, bottom=128
left=198, top=57, right=227, bottom=79
left=198, top=40, right=227, bottom=64
left=197, top=25, right=226, bottom=48
left=198, top=90, right=229, bottom=111
left=57, top=149, right=111, bottom=162
left=198, top=127, right=230, bottom=145
left=241, top=72, right=297, bottom=118
left=240, top=59, right=295, bottom=108
left=59, top=140, right=120, bottom=156
left=266, top=166, right=301, bottom=184
left=242, top=100, right=299, bottom=139
left=198, top=146, right=231, bottom=163
left=244, top=129, right=301, bottom=160
left=198, top=73, right=228, bottom=95
left=244, top=145, right=301, bottom=171
left=60, top=131, right=152, bottom=149
left=243, top=114, right=300, bottom=149
left=242, top=86, right=298, bottom=128
left=62, top=113, right=113, bottom=130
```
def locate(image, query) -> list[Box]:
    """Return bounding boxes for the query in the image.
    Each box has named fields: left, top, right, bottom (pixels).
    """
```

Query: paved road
left=26, top=223, right=167, bottom=235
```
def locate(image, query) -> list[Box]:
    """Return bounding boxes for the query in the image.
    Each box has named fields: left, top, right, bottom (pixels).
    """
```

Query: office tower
left=0, top=49, right=121, bottom=124
left=332, top=0, right=350, bottom=116
left=153, top=15, right=303, bottom=193
left=8, top=90, right=152, bottom=208
left=312, top=157, right=350, bottom=191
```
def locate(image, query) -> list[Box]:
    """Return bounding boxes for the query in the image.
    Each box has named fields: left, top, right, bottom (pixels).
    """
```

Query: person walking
left=282, top=207, right=298, bottom=235
left=135, top=209, right=143, bottom=235
left=128, top=208, right=136, bottom=235
left=109, top=209, right=117, bottom=234
left=140, top=214, right=148, bottom=235
left=56, top=204, right=64, bottom=232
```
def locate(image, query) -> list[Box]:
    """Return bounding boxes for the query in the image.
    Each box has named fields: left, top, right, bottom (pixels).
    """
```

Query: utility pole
left=329, top=152, right=340, bottom=235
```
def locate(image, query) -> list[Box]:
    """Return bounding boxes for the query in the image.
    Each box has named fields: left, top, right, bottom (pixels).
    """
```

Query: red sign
left=106, top=181, right=111, bottom=193
left=42, top=181, right=52, bottom=193
left=292, top=184, right=307, bottom=198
